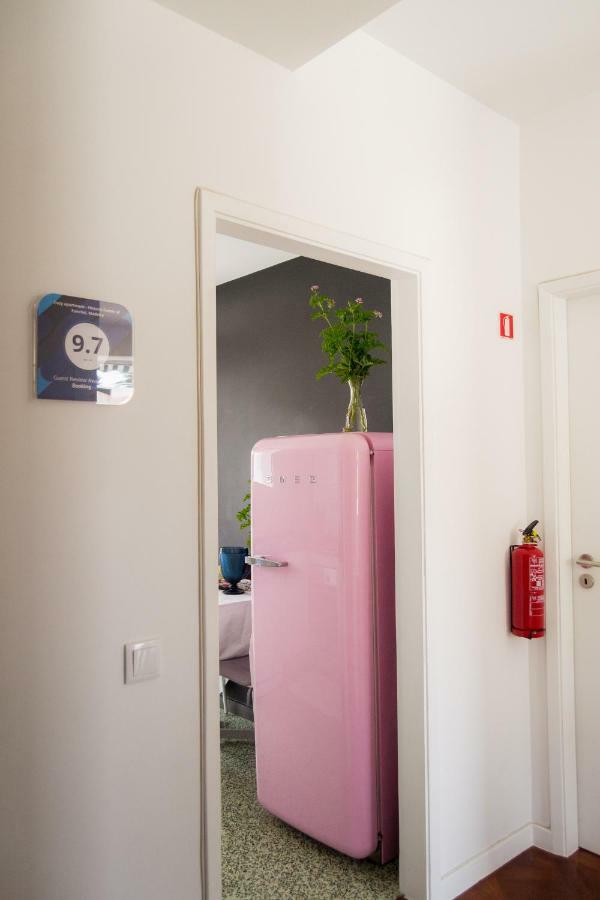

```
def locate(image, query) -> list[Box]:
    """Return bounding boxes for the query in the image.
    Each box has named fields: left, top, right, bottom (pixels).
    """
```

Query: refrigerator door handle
left=245, top=555, right=288, bottom=568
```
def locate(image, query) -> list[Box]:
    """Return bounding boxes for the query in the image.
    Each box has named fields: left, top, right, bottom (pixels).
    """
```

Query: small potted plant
left=236, top=488, right=252, bottom=579
left=309, top=285, right=387, bottom=432
left=236, top=489, right=251, bottom=550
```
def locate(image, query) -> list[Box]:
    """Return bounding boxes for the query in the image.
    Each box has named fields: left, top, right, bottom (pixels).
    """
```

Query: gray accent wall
left=217, top=256, right=392, bottom=546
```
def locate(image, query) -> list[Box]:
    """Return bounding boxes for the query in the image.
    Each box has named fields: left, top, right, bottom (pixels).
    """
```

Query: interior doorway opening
left=195, top=189, right=431, bottom=899
left=216, top=240, right=396, bottom=897
left=539, top=269, right=600, bottom=860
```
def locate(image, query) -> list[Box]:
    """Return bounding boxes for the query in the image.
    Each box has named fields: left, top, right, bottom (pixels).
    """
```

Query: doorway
left=217, top=244, right=396, bottom=897
left=195, top=189, right=430, bottom=899
left=566, top=289, right=600, bottom=855
left=539, top=269, right=600, bottom=859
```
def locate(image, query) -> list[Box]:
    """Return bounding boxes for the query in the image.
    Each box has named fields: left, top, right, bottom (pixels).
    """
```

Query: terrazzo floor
left=220, top=713, right=399, bottom=900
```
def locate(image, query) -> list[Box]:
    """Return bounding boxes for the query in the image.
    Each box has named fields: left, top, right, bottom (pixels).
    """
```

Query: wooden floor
left=459, top=847, right=600, bottom=899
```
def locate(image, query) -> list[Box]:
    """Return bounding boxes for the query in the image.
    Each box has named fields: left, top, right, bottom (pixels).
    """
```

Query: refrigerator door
left=251, top=433, right=378, bottom=859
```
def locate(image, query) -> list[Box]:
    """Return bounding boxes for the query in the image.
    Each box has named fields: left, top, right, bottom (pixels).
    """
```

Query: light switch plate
left=124, top=639, right=160, bottom=684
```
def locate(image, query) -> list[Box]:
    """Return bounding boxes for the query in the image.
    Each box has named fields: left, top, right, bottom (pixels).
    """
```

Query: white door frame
left=539, top=268, right=600, bottom=856
left=195, top=187, right=433, bottom=899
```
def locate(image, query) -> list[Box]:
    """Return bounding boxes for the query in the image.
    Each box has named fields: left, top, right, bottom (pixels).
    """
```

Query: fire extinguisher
left=510, top=520, right=545, bottom=639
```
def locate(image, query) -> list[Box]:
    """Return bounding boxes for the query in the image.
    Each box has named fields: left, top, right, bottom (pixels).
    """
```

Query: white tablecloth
left=218, top=591, right=252, bottom=661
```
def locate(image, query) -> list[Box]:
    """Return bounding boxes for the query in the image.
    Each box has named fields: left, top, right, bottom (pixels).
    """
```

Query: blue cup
left=219, top=546, right=248, bottom=595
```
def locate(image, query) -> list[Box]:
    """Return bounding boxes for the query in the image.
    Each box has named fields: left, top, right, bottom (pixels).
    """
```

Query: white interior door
left=567, top=291, right=600, bottom=855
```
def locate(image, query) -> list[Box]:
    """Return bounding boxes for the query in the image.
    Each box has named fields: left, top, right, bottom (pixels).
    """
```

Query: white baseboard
left=532, top=822, right=577, bottom=858
left=438, top=823, right=534, bottom=899
left=532, top=823, right=554, bottom=853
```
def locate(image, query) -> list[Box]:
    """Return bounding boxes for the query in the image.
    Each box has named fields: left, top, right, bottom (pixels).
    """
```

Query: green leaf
left=309, top=288, right=387, bottom=385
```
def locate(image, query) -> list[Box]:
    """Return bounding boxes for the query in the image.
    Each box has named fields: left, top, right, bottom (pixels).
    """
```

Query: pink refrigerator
left=247, top=432, right=398, bottom=863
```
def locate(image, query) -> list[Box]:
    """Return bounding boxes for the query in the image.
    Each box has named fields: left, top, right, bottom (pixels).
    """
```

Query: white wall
left=0, top=1, right=528, bottom=897
left=521, top=88, right=600, bottom=833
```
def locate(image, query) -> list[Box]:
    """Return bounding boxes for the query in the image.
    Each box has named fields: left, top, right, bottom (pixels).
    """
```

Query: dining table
left=218, top=590, right=252, bottom=661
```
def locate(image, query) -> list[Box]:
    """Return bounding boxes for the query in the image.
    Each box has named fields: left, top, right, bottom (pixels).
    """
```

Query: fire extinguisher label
left=529, top=556, right=545, bottom=615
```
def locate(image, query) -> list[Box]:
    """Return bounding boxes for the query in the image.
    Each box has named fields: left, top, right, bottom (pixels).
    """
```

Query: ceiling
left=155, top=0, right=600, bottom=121
left=216, top=234, right=296, bottom=285
left=155, top=0, right=398, bottom=69
left=365, top=0, right=600, bottom=122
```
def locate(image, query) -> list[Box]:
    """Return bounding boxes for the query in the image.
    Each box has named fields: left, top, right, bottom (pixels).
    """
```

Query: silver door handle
left=576, top=554, right=600, bottom=569
left=245, top=555, right=288, bottom=568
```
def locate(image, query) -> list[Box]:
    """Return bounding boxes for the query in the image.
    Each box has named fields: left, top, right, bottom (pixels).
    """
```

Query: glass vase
left=343, top=378, right=368, bottom=432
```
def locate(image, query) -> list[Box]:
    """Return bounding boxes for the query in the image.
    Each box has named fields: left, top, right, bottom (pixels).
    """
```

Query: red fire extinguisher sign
left=500, top=312, right=514, bottom=339
left=510, top=520, right=545, bottom=639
